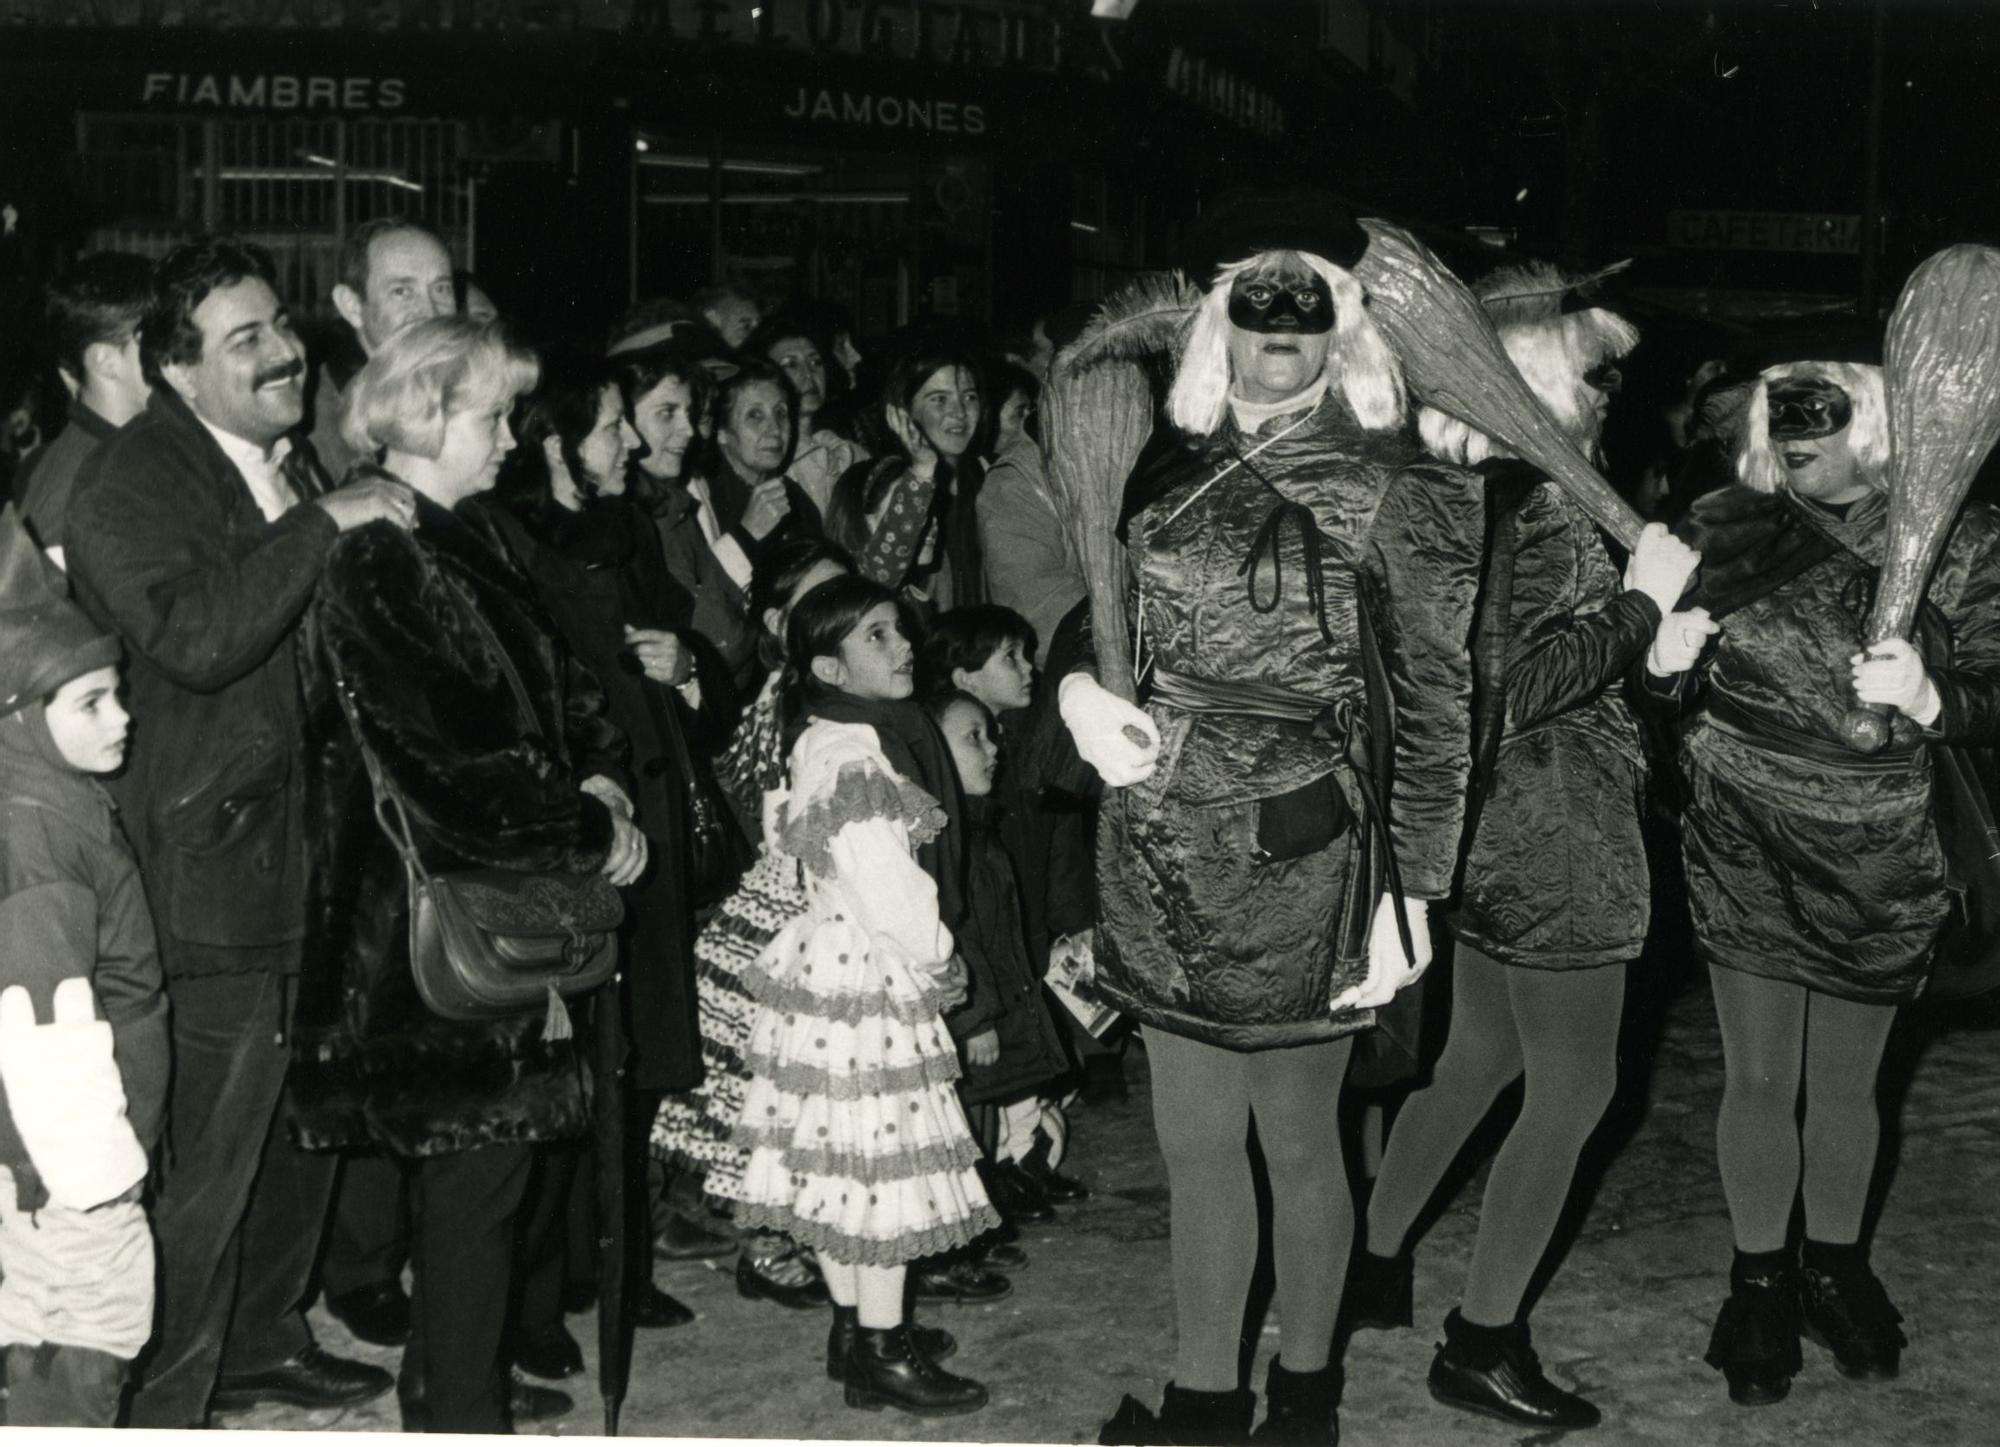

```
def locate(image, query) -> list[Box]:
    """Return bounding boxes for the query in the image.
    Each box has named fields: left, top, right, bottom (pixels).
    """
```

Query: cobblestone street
left=222, top=961, right=2000, bottom=1444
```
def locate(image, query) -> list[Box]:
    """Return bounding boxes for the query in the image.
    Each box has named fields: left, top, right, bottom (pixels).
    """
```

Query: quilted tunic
left=1092, top=393, right=1483, bottom=1050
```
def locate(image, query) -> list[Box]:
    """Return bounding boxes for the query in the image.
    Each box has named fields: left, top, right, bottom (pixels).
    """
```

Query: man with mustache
left=65, top=236, right=416, bottom=1428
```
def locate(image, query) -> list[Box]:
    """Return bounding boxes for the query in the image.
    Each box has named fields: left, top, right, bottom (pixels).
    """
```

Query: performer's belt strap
left=1703, top=694, right=1922, bottom=774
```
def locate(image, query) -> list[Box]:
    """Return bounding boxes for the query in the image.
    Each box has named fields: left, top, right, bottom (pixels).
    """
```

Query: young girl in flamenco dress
left=731, top=574, right=999, bottom=1416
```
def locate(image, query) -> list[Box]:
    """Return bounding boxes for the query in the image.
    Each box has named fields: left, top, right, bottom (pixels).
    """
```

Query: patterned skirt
left=726, top=909, right=999, bottom=1266
left=650, top=847, right=806, bottom=1200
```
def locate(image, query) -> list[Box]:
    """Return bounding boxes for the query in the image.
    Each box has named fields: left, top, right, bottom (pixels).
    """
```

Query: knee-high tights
left=1708, top=964, right=1897, bottom=1253
left=1145, top=1029, right=1353, bottom=1390
left=1366, top=944, right=1624, bottom=1327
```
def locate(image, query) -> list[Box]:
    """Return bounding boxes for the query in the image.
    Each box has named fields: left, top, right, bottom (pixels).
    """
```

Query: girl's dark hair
left=874, top=340, right=985, bottom=460
left=782, top=574, right=902, bottom=717
left=750, top=537, right=856, bottom=626
left=614, top=342, right=715, bottom=435
left=918, top=603, right=1037, bottom=695
left=506, top=351, right=622, bottom=505
left=923, top=686, right=991, bottom=730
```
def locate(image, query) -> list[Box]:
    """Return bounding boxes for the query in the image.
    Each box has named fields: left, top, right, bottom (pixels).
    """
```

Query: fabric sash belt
left=1702, top=693, right=1922, bottom=775
left=1145, top=668, right=1412, bottom=958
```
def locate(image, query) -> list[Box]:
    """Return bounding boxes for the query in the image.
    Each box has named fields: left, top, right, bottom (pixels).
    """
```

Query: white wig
left=1167, top=249, right=1404, bottom=437
left=1732, top=359, right=1889, bottom=495
left=1417, top=262, right=1640, bottom=466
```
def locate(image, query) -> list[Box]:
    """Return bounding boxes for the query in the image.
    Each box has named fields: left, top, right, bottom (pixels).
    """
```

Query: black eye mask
left=1767, top=376, right=1853, bottom=441
left=1227, top=274, right=1335, bottom=335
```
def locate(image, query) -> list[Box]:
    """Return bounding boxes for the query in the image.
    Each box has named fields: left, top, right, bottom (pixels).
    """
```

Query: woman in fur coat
left=1060, top=190, right=1485, bottom=1445
left=291, top=317, right=649, bottom=1433
left=1345, top=266, right=1709, bottom=1431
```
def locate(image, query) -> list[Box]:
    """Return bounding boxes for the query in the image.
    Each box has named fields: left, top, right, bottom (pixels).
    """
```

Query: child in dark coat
left=0, top=503, right=166, bottom=1425
left=927, top=686, right=1072, bottom=1256
left=923, top=607, right=1095, bottom=1220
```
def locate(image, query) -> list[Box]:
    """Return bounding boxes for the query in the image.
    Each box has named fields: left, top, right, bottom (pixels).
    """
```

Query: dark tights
left=1708, top=964, right=1897, bottom=1253
left=1366, top=945, right=1624, bottom=1326
left=1146, top=1029, right=1354, bottom=1389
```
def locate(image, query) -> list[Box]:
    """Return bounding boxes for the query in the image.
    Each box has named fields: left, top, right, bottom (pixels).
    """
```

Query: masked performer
left=1342, top=265, right=1710, bottom=1430
left=1061, top=192, right=1484, bottom=1445
left=1658, top=349, right=2000, bottom=1406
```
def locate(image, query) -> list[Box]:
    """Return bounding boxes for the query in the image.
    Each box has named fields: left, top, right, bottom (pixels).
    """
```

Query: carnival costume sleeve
left=1915, top=505, right=2000, bottom=743
left=1365, top=464, right=1484, bottom=900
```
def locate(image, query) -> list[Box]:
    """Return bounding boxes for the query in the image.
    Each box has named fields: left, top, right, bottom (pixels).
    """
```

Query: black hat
left=1187, top=187, right=1370, bottom=285
left=0, top=504, right=119, bottom=717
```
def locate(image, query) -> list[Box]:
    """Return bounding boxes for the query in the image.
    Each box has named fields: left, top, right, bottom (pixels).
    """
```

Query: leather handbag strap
left=331, top=660, right=432, bottom=888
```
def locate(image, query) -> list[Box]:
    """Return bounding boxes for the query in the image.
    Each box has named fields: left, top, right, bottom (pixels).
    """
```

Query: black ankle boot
left=1342, top=1249, right=1413, bottom=1332
left=1800, top=1240, right=1906, bottom=1380
left=1705, top=1249, right=1803, bottom=1406
left=1252, top=1358, right=1340, bottom=1442
left=1426, top=1310, right=1600, bottom=1430
left=1099, top=1382, right=1256, bottom=1445
left=825, top=1304, right=958, bottom=1380
left=843, top=1324, right=987, bottom=1417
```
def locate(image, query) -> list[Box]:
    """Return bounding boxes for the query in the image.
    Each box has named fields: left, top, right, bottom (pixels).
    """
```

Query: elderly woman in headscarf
left=1344, top=264, right=1708, bottom=1432
left=1651, top=346, right=2000, bottom=1408
left=1058, top=191, right=1485, bottom=1445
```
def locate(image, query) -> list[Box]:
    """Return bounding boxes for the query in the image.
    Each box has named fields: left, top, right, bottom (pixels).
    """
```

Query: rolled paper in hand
left=1843, top=244, right=2000, bottom=752
left=1353, top=219, right=1645, bottom=550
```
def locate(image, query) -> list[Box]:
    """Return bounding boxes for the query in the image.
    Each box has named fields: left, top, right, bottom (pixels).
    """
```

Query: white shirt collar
left=197, top=416, right=297, bottom=522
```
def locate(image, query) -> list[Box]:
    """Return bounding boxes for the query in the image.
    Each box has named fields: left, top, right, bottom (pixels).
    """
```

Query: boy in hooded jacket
left=0, top=502, right=167, bottom=1424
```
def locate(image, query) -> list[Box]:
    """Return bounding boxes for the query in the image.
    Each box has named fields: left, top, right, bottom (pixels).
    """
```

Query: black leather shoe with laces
left=911, top=1258, right=1013, bottom=1304
left=1252, top=1358, right=1340, bottom=1442
left=1426, top=1310, right=1600, bottom=1431
left=1800, top=1246, right=1906, bottom=1380
left=843, top=1324, right=987, bottom=1416
left=1705, top=1251, right=1802, bottom=1407
left=825, top=1305, right=957, bottom=1380
left=210, top=1345, right=394, bottom=1414
left=1342, top=1249, right=1413, bottom=1333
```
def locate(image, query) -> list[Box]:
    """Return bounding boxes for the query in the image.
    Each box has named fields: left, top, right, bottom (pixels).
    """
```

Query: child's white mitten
left=0, top=980, right=147, bottom=1210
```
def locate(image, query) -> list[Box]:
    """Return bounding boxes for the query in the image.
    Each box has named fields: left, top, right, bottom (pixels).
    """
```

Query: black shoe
left=1800, top=1244, right=1906, bottom=1380
left=211, top=1345, right=395, bottom=1413
left=1426, top=1310, right=1600, bottom=1430
left=513, top=1324, right=584, bottom=1381
left=635, top=1283, right=696, bottom=1330
left=654, top=1210, right=737, bottom=1261
left=507, top=1371, right=575, bottom=1425
left=975, top=1239, right=1030, bottom=1271
left=324, top=1280, right=412, bottom=1349
left=912, top=1258, right=1013, bottom=1304
left=1705, top=1251, right=1803, bottom=1407
left=1023, top=1138, right=1091, bottom=1203
left=736, top=1249, right=832, bottom=1310
left=825, top=1305, right=958, bottom=1380
left=1342, top=1249, right=1413, bottom=1333
left=1253, top=1358, right=1340, bottom=1442
left=982, top=1159, right=1056, bottom=1223
left=844, top=1323, right=987, bottom=1416
left=1100, top=1382, right=1256, bottom=1445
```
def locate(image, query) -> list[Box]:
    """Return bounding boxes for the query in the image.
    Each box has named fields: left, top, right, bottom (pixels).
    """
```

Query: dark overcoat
left=1092, top=394, right=1484, bottom=1050
left=1670, top=486, right=2000, bottom=1001
left=290, top=487, right=626, bottom=1157
left=486, top=493, right=703, bottom=1094
left=1451, top=463, right=1657, bottom=970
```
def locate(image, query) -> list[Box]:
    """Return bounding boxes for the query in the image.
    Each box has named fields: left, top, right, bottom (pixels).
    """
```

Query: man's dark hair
left=336, top=216, right=446, bottom=299
left=46, top=252, right=155, bottom=383
left=920, top=603, right=1038, bottom=694
left=139, top=236, right=280, bottom=385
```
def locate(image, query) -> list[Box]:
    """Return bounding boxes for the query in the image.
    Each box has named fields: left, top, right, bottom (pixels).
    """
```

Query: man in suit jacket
left=66, top=236, right=415, bottom=1428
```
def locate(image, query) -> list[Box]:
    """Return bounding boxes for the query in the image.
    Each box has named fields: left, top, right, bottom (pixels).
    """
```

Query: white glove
left=1646, top=606, right=1720, bottom=677
left=0, top=980, right=147, bottom=1210
left=1058, top=673, right=1161, bottom=787
left=1330, top=895, right=1432, bottom=1014
left=1851, top=638, right=1942, bottom=726
left=1623, top=522, right=1702, bottom=617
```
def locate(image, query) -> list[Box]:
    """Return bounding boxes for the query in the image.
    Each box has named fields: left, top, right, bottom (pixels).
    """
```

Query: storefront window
left=71, top=113, right=473, bottom=310
left=633, top=131, right=987, bottom=337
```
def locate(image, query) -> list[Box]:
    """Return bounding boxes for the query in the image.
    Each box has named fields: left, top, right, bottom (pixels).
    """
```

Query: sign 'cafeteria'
left=1668, top=210, right=1862, bottom=255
